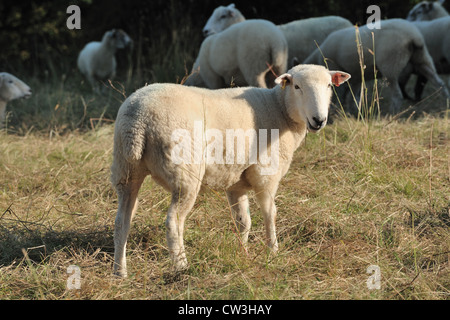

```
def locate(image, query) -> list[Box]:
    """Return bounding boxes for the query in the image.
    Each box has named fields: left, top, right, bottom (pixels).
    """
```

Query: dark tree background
left=0, top=0, right=443, bottom=82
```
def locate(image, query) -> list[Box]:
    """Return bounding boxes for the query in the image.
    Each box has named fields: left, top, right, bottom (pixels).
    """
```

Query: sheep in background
left=279, top=16, right=353, bottom=67
left=400, top=17, right=450, bottom=100
left=407, top=0, right=448, bottom=21
left=200, top=4, right=353, bottom=68
left=184, top=19, right=288, bottom=89
left=202, top=3, right=245, bottom=37
left=111, top=65, right=351, bottom=276
left=77, top=29, right=132, bottom=93
left=303, top=19, right=450, bottom=114
left=0, top=72, right=32, bottom=127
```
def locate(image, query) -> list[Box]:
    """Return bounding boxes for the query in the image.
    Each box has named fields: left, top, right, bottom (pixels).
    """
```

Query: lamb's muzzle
left=308, top=116, right=327, bottom=132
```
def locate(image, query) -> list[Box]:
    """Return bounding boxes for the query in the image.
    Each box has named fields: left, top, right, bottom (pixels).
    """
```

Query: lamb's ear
left=329, top=71, right=351, bottom=87
left=226, top=3, right=236, bottom=16
left=275, top=73, right=293, bottom=88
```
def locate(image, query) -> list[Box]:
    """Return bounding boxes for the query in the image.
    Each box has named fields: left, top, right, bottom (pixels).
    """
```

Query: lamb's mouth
left=307, top=119, right=322, bottom=133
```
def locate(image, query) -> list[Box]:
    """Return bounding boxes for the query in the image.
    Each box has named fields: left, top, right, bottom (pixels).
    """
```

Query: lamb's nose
left=203, top=29, right=210, bottom=37
left=312, top=116, right=326, bottom=128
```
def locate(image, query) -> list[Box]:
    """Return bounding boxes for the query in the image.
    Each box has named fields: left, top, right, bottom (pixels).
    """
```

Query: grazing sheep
left=279, top=16, right=353, bottom=67
left=0, top=72, right=32, bottom=127
left=399, top=17, right=450, bottom=100
left=111, top=64, right=351, bottom=277
left=77, top=29, right=132, bottom=92
left=200, top=4, right=353, bottom=68
left=184, top=19, right=288, bottom=89
left=407, top=0, right=448, bottom=21
left=303, top=19, right=450, bottom=114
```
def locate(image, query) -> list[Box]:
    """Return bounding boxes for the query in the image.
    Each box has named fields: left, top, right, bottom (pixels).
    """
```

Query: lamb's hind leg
left=226, top=190, right=251, bottom=248
left=113, top=175, right=145, bottom=277
left=416, top=64, right=450, bottom=99
left=166, top=187, right=200, bottom=271
left=245, top=68, right=269, bottom=88
left=241, top=58, right=270, bottom=88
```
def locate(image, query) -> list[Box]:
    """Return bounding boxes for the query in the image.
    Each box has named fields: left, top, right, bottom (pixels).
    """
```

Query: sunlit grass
left=0, top=110, right=448, bottom=299
left=0, top=23, right=449, bottom=299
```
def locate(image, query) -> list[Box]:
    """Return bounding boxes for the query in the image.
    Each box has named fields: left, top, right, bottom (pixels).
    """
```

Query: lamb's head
left=275, top=65, right=350, bottom=133
left=104, top=29, right=133, bottom=49
left=202, top=3, right=245, bottom=37
left=407, top=0, right=448, bottom=21
left=0, top=72, right=32, bottom=103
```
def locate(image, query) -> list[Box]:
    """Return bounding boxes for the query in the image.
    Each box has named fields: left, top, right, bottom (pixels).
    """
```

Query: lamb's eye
left=8, top=80, right=13, bottom=84
left=294, top=85, right=300, bottom=90
left=219, top=14, right=227, bottom=19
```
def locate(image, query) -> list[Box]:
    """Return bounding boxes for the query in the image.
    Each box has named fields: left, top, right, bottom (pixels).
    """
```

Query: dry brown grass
left=0, top=101, right=448, bottom=299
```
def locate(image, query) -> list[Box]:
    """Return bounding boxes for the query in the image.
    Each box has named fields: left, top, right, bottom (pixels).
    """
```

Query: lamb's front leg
left=388, top=80, right=404, bottom=115
left=86, top=73, right=101, bottom=94
left=226, top=190, right=251, bottom=248
left=254, top=186, right=279, bottom=253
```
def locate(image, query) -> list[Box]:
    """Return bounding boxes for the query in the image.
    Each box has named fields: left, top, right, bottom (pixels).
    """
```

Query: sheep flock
left=2, top=1, right=449, bottom=277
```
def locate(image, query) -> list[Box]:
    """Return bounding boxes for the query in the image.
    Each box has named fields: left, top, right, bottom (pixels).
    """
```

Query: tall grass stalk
left=350, top=27, right=380, bottom=124
left=315, top=26, right=381, bottom=139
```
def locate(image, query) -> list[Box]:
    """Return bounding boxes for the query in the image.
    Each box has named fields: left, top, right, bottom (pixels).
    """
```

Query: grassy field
left=0, top=70, right=448, bottom=300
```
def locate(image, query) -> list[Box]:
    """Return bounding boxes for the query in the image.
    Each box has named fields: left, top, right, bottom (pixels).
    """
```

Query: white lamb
left=201, top=4, right=353, bottom=68
left=77, top=29, right=132, bottom=92
left=303, top=19, right=450, bottom=114
left=184, top=19, right=288, bottom=89
left=400, top=16, right=450, bottom=100
left=111, top=64, right=351, bottom=277
left=0, top=72, right=32, bottom=127
left=407, top=0, right=448, bottom=21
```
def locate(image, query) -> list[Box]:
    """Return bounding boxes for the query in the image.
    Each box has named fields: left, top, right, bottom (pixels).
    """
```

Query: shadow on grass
left=0, top=205, right=115, bottom=266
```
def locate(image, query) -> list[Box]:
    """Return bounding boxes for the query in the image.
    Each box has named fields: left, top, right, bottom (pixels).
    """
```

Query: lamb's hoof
left=268, top=242, right=279, bottom=255
left=174, top=259, right=189, bottom=272
left=113, top=268, right=127, bottom=278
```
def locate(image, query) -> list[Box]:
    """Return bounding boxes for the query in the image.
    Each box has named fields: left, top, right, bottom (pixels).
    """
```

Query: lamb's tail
left=265, top=37, right=288, bottom=86
left=270, top=38, right=288, bottom=77
left=110, top=111, right=147, bottom=187
left=409, top=36, right=435, bottom=72
left=117, top=116, right=147, bottom=163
